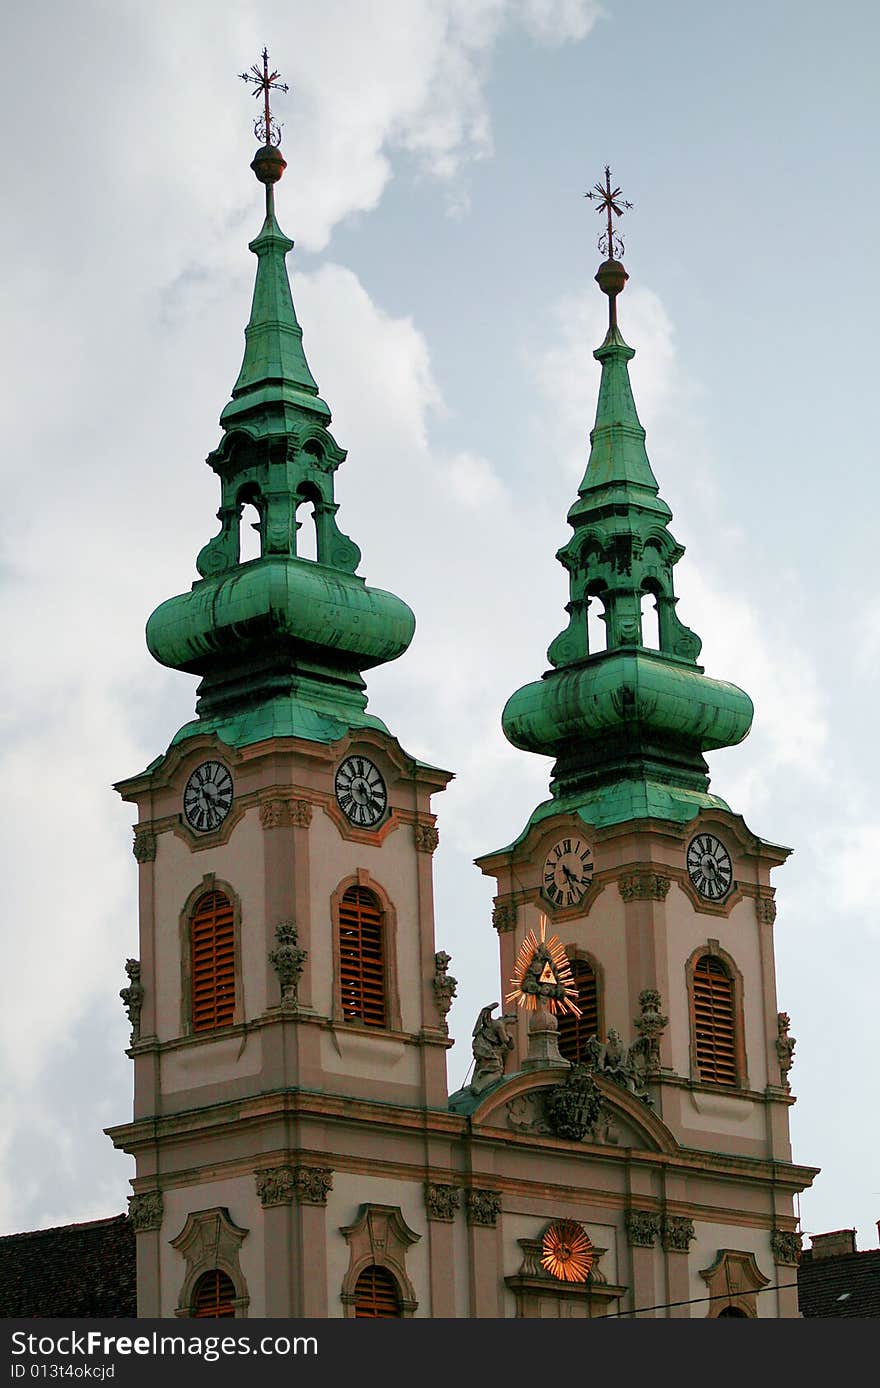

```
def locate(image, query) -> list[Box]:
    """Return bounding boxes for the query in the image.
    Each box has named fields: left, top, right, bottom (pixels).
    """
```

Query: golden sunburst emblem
left=541, top=1220, right=594, bottom=1282
left=506, top=915, right=581, bottom=1017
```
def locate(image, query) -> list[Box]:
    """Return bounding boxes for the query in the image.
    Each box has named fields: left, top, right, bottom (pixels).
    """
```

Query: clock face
left=542, top=836, right=594, bottom=909
left=335, top=755, right=388, bottom=828
left=183, top=761, right=233, bottom=833
left=687, top=833, right=733, bottom=900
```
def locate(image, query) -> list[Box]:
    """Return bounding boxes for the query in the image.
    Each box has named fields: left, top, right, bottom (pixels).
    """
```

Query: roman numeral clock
left=542, top=836, right=594, bottom=909
left=334, top=755, right=388, bottom=828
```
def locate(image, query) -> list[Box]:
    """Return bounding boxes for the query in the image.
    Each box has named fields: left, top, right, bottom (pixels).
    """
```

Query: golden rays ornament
left=506, top=915, right=581, bottom=1017
left=541, top=1220, right=594, bottom=1282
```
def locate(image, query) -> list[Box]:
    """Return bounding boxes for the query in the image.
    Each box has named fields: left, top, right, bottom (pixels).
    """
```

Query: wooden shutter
left=191, top=891, right=235, bottom=1032
left=338, top=887, right=386, bottom=1027
left=557, top=958, right=599, bottom=1064
left=354, top=1265, right=401, bottom=1317
left=192, top=1269, right=236, bottom=1318
left=692, top=954, right=737, bottom=1085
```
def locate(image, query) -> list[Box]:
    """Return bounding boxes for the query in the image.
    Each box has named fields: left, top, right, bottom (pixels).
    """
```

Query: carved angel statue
left=470, top=1003, right=515, bottom=1095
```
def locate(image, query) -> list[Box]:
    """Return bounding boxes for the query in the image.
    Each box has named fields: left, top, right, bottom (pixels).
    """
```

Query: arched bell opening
left=295, top=482, right=322, bottom=563
left=586, top=588, right=608, bottom=655
left=640, top=585, right=661, bottom=650
left=236, top=484, right=263, bottom=563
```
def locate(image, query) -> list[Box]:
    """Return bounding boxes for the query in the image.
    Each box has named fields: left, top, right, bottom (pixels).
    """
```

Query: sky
left=2, top=0, right=879, bottom=1254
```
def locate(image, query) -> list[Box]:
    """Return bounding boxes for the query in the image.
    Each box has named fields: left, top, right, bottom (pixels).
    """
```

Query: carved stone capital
left=128, top=1191, right=163, bottom=1232
left=289, top=798, right=313, bottom=828
left=491, top=900, right=517, bottom=933
left=661, top=1215, right=695, bottom=1252
left=757, top=895, right=777, bottom=924
left=259, top=798, right=287, bottom=829
left=626, top=1210, right=662, bottom=1248
left=255, top=1166, right=295, bottom=1207
left=424, top=1183, right=460, bottom=1222
left=295, top=1166, right=333, bottom=1205
left=414, top=823, right=439, bottom=854
left=618, top=872, right=670, bottom=902
left=132, top=828, right=157, bottom=863
left=770, top=1229, right=802, bottom=1265
left=465, top=1189, right=502, bottom=1227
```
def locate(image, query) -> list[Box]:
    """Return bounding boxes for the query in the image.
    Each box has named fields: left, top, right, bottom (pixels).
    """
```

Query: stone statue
left=268, top=921, right=308, bottom=1008
left=601, top=1027, right=638, bottom=1092
left=433, top=950, right=458, bottom=1027
left=776, top=1012, right=796, bottom=1092
left=470, top=1003, right=515, bottom=1095
left=120, top=958, right=145, bottom=1044
left=628, top=987, right=668, bottom=1084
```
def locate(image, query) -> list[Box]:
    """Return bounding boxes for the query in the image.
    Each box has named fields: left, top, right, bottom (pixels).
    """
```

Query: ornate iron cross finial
left=585, top=165, right=633, bottom=261
left=239, top=46, right=289, bottom=147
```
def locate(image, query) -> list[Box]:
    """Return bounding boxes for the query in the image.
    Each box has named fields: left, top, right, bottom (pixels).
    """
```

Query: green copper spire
left=146, top=56, right=414, bottom=750
left=501, top=174, right=753, bottom=831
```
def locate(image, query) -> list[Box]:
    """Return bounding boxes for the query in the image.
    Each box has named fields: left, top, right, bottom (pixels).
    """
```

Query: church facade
left=106, top=97, right=816, bottom=1319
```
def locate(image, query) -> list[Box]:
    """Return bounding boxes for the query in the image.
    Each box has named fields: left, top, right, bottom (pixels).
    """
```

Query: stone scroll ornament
left=505, top=915, right=581, bottom=1021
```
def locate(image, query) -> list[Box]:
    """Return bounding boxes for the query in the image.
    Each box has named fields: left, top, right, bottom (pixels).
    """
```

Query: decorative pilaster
left=618, top=872, right=671, bottom=902
left=132, top=828, right=157, bottom=863
left=465, top=1190, right=501, bottom=1227
left=295, top=1166, right=333, bottom=1206
left=625, top=1210, right=661, bottom=1247
left=661, top=1215, right=695, bottom=1252
left=128, top=1191, right=163, bottom=1232
left=770, top=1229, right=802, bottom=1265
left=255, top=1166, right=295, bottom=1206
left=414, top=822, right=439, bottom=854
left=424, top=1183, right=460, bottom=1222
left=491, top=900, right=517, bottom=933
left=260, top=798, right=287, bottom=829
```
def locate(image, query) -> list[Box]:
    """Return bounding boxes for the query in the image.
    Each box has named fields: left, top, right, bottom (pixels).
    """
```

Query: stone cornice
left=125, top=1010, right=454, bottom=1059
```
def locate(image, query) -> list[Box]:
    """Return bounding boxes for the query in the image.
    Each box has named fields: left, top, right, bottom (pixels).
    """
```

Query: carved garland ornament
left=295, top=1167, right=333, bottom=1206
left=254, top=1167, right=295, bottom=1207
left=259, top=797, right=313, bottom=830
left=661, top=1215, right=696, bottom=1252
left=491, top=901, right=517, bottom=933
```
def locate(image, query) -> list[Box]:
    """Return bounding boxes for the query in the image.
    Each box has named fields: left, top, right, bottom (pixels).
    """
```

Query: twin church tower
left=107, top=57, right=815, bottom=1318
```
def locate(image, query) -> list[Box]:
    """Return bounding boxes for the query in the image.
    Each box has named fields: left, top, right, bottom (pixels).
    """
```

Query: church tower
left=108, top=56, right=454, bottom=1318
left=474, top=169, right=813, bottom=1315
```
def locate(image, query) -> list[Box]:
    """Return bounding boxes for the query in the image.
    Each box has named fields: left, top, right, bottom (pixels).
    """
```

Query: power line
left=606, top=1280, right=799, bottom=1318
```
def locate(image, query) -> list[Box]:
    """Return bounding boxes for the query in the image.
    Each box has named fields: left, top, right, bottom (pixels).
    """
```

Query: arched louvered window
left=354, top=1265, right=402, bottom=1318
left=338, top=886, right=386, bottom=1027
left=190, top=890, right=236, bottom=1032
left=692, top=953, right=737, bottom=1086
left=191, top=1269, right=236, bottom=1318
left=557, top=957, right=600, bottom=1064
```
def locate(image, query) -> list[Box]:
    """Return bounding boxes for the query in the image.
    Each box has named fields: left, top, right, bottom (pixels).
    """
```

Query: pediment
left=468, top=1067, right=678, bottom=1155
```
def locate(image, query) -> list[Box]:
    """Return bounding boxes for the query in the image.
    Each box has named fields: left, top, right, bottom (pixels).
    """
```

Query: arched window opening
left=692, top=954, right=736, bottom=1086
left=557, top=958, right=600, bottom=1064
left=296, top=500, right=318, bottom=562
left=354, top=1265, right=402, bottom=1318
left=717, top=1305, right=749, bottom=1317
left=192, top=1269, right=236, bottom=1318
left=640, top=590, right=661, bottom=650
left=338, top=886, right=386, bottom=1027
left=190, top=891, right=235, bottom=1032
left=239, top=502, right=261, bottom=562
left=587, top=593, right=607, bottom=655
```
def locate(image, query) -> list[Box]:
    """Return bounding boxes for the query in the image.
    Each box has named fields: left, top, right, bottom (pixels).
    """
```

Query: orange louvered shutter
left=192, top=1269, right=236, bottom=1318
left=191, top=891, right=236, bottom=1032
left=693, top=954, right=737, bottom=1086
left=354, top=1265, right=401, bottom=1317
left=557, top=958, right=599, bottom=1064
left=338, top=887, right=386, bottom=1027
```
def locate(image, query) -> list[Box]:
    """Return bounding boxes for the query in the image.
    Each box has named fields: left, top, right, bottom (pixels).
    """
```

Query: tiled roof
left=0, top=1213, right=136, bottom=1318
left=798, top=1249, right=880, bottom=1318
